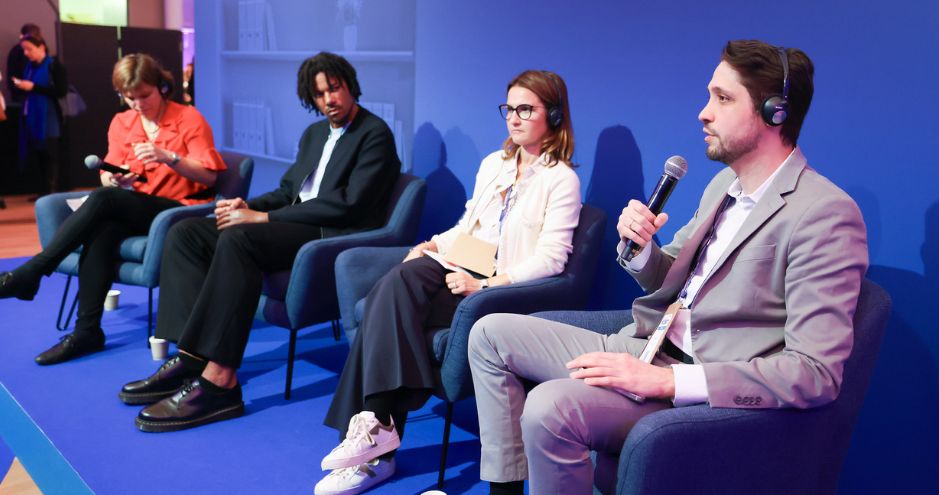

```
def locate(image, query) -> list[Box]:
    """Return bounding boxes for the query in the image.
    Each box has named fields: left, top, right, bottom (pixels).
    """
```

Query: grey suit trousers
left=469, top=313, right=674, bottom=494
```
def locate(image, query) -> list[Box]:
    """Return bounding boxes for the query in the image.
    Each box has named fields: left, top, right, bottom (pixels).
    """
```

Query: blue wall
left=198, top=0, right=939, bottom=490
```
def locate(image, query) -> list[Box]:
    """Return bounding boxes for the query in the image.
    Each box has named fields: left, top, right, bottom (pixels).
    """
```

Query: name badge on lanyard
left=620, top=300, right=683, bottom=404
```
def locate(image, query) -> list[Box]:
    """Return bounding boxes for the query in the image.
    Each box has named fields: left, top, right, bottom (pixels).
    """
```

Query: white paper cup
left=104, top=289, right=121, bottom=311
left=149, top=336, right=169, bottom=361
left=420, top=491, right=448, bottom=495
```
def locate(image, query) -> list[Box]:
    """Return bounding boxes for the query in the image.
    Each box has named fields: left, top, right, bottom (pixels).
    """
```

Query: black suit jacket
left=247, top=107, right=401, bottom=237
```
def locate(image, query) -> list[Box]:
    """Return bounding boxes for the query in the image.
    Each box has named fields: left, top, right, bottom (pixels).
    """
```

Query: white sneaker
left=321, top=411, right=401, bottom=470
left=314, top=458, right=395, bottom=495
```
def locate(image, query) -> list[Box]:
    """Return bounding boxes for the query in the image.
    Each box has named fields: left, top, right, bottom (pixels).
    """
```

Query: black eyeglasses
left=499, top=104, right=540, bottom=120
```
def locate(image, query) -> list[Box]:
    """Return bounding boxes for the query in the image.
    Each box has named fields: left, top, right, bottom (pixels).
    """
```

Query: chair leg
left=438, top=401, right=454, bottom=489
left=284, top=328, right=297, bottom=400
left=56, top=275, right=78, bottom=331
left=331, top=319, right=341, bottom=341
left=148, top=288, right=154, bottom=340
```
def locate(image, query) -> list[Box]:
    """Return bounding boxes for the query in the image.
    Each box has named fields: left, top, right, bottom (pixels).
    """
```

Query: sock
left=179, top=352, right=207, bottom=373
left=489, top=480, right=524, bottom=495
left=198, top=377, right=236, bottom=394
left=363, top=390, right=399, bottom=426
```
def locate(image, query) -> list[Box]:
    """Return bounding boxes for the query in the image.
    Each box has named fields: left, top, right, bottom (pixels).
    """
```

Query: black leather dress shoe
left=0, top=271, right=40, bottom=301
left=120, top=355, right=202, bottom=405
left=136, top=379, right=244, bottom=433
left=34, top=331, right=105, bottom=365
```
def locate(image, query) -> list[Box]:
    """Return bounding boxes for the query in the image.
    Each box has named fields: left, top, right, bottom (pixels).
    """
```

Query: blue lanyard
left=498, top=183, right=515, bottom=236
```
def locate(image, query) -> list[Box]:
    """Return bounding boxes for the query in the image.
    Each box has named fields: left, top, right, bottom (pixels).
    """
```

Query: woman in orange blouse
left=0, top=53, right=226, bottom=365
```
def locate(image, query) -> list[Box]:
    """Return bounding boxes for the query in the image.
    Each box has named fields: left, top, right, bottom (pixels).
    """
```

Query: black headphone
left=542, top=71, right=564, bottom=128
left=157, top=73, right=171, bottom=96
left=761, top=47, right=790, bottom=126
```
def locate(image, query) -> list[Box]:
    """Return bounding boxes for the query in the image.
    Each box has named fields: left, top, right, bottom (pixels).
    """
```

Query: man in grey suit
left=468, top=40, right=869, bottom=494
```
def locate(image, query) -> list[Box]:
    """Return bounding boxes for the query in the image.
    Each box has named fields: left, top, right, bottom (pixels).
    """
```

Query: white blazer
left=432, top=150, right=581, bottom=283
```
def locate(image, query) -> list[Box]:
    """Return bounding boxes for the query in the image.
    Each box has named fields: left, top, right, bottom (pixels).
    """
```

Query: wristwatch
left=169, top=152, right=181, bottom=167
left=479, top=278, right=490, bottom=289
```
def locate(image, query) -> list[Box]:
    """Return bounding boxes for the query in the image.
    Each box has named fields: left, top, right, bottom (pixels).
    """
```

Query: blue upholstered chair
left=531, top=278, right=891, bottom=495
left=334, top=204, right=608, bottom=487
left=34, top=151, right=254, bottom=336
left=255, top=174, right=426, bottom=400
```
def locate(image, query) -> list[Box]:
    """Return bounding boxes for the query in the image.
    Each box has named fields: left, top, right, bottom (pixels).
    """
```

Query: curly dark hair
left=296, top=52, right=361, bottom=114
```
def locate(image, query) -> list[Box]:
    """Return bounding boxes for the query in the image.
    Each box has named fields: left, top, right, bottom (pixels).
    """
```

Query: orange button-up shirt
left=103, top=101, right=226, bottom=205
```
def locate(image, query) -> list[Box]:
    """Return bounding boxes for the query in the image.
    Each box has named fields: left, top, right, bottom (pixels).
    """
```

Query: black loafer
left=35, top=331, right=105, bottom=365
left=135, top=379, right=244, bottom=433
left=0, top=271, right=40, bottom=301
left=119, top=355, right=202, bottom=405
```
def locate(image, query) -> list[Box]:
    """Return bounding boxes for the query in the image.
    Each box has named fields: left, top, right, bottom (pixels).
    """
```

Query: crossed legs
left=469, top=313, right=670, bottom=494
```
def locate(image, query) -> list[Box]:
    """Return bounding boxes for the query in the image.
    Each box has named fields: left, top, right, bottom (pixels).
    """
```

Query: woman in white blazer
left=316, top=70, right=582, bottom=495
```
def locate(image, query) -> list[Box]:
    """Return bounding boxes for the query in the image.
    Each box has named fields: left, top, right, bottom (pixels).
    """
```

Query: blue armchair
left=34, top=151, right=254, bottom=337
left=334, top=204, right=608, bottom=488
left=531, top=278, right=891, bottom=495
left=255, top=174, right=426, bottom=400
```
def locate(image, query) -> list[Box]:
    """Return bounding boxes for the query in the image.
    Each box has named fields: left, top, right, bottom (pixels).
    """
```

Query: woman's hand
left=403, top=240, right=437, bottom=262
left=133, top=142, right=174, bottom=166
left=445, top=271, right=484, bottom=296
left=100, top=167, right=138, bottom=188
left=12, top=77, right=34, bottom=92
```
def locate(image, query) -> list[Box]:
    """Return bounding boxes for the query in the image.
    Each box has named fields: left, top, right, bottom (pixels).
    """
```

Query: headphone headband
left=760, top=46, right=791, bottom=126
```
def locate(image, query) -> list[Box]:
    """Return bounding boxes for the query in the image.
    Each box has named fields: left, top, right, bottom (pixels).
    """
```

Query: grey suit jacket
left=623, top=148, right=868, bottom=409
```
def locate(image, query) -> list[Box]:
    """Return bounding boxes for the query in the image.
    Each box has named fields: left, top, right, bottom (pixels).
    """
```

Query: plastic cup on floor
left=149, top=337, right=169, bottom=361
left=104, top=289, right=121, bottom=311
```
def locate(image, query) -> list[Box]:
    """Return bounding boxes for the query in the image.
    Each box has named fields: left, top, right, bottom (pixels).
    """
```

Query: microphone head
left=664, top=155, right=688, bottom=180
left=84, top=155, right=102, bottom=170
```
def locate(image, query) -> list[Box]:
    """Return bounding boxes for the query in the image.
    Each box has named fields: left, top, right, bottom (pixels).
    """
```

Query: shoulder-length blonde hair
left=502, top=70, right=574, bottom=167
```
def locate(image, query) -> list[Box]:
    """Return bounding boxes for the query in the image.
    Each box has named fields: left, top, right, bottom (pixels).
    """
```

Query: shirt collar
left=726, top=148, right=797, bottom=205
left=328, top=122, right=349, bottom=139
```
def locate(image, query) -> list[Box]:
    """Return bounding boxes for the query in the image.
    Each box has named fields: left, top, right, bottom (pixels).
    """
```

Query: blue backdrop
left=196, top=0, right=939, bottom=490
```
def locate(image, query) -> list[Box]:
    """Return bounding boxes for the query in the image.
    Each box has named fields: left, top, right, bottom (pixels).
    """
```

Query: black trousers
left=26, top=136, right=61, bottom=194
left=27, top=187, right=181, bottom=333
left=155, top=217, right=322, bottom=368
left=324, top=256, right=464, bottom=437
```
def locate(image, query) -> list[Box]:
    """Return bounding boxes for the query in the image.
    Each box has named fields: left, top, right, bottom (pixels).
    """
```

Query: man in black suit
left=118, top=52, right=401, bottom=432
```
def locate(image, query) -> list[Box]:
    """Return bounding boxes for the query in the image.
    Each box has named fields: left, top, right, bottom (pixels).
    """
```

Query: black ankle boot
left=0, top=270, right=41, bottom=301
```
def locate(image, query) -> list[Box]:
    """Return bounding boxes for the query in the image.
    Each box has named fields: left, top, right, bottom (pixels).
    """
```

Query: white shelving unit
left=209, top=0, right=417, bottom=170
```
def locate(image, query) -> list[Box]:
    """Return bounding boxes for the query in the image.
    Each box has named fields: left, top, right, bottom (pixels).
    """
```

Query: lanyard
left=494, top=182, right=518, bottom=261
left=677, top=194, right=734, bottom=306
left=497, top=183, right=515, bottom=237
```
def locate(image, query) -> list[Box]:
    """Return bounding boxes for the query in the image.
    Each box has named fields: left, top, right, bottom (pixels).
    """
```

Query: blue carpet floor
left=0, top=256, right=487, bottom=494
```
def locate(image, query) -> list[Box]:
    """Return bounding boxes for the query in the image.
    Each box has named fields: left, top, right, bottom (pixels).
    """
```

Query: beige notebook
left=444, top=232, right=497, bottom=277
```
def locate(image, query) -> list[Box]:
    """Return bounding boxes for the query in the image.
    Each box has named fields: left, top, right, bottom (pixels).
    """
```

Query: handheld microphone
left=618, top=155, right=688, bottom=263
left=84, top=155, right=148, bottom=183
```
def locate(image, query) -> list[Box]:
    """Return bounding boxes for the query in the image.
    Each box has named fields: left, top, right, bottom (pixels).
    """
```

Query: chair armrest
left=281, top=231, right=411, bottom=328
left=617, top=405, right=828, bottom=495
left=335, top=246, right=410, bottom=338
left=439, top=275, right=585, bottom=402
left=531, top=310, right=634, bottom=336
left=34, top=192, right=91, bottom=248
left=137, top=203, right=216, bottom=285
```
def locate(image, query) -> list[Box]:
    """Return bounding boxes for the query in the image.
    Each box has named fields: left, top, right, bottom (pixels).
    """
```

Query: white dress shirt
left=298, top=123, right=347, bottom=202
left=620, top=151, right=793, bottom=405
